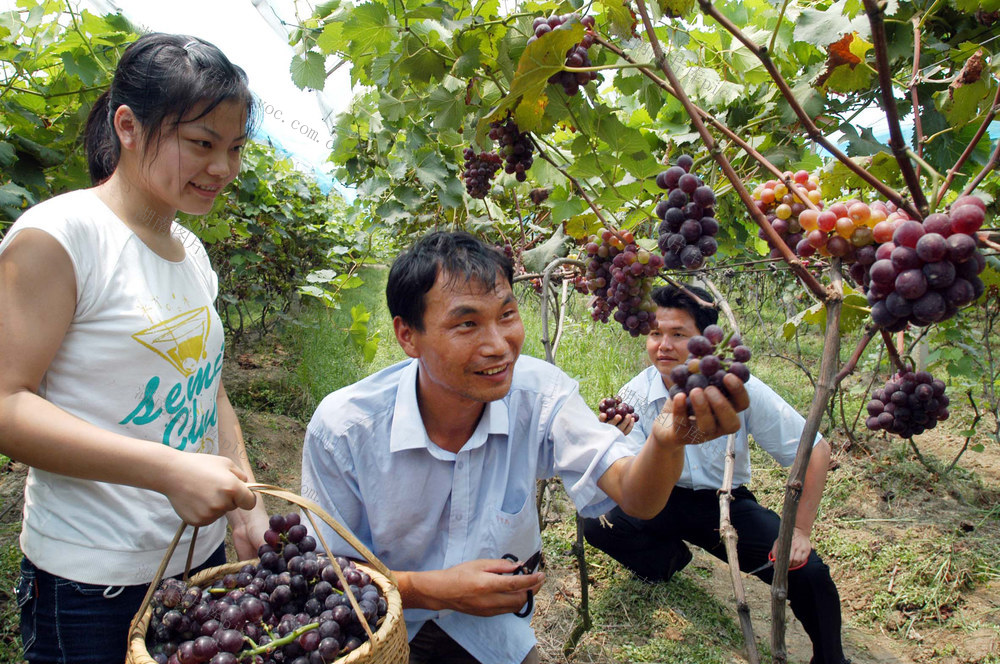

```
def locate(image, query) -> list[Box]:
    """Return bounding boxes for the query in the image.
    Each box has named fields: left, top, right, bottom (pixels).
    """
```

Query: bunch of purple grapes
left=598, top=396, right=635, bottom=423
left=460, top=149, right=502, bottom=199
left=530, top=14, right=599, bottom=96
left=865, top=370, right=949, bottom=438
left=667, top=324, right=751, bottom=401
left=583, top=229, right=664, bottom=336
left=488, top=117, right=534, bottom=182
left=145, top=513, right=386, bottom=664
left=863, top=195, right=987, bottom=331
left=655, top=155, right=720, bottom=270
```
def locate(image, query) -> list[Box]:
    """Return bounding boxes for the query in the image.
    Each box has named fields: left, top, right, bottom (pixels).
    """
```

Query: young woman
left=0, top=33, right=269, bottom=663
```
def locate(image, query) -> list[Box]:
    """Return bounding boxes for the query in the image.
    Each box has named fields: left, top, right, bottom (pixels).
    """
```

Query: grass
left=0, top=523, right=21, bottom=663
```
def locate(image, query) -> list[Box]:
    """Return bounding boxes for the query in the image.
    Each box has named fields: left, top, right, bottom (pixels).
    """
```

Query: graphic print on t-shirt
left=120, top=306, right=222, bottom=452
left=132, top=307, right=212, bottom=376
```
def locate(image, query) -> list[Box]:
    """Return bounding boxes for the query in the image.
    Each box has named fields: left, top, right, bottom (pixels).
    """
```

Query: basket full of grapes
left=126, top=484, right=408, bottom=664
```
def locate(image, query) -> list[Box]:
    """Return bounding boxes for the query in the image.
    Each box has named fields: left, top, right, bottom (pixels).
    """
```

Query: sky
left=6, top=0, right=354, bottom=190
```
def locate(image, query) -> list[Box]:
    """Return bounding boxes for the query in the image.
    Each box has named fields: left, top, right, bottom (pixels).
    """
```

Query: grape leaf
left=793, top=0, right=871, bottom=45
left=816, top=32, right=874, bottom=92
left=937, top=78, right=990, bottom=128
left=606, top=1, right=637, bottom=39
left=0, top=141, right=15, bottom=167
left=345, top=2, right=396, bottom=56
left=290, top=52, right=328, bottom=90
left=563, top=212, right=601, bottom=241
left=426, top=77, right=466, bottom=131
left=476, top=22, right=583, bottom=142
left=658, top=0, right=696, bottom=18
left=316, top=21, right=345, bottom=54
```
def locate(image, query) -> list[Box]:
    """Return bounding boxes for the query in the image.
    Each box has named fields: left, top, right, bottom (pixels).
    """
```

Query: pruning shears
left=747, top=551, right=807, bottom=576
left=502, top=549, right=544, bottom=618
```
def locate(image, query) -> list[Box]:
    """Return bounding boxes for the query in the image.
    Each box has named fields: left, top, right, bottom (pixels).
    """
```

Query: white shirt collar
left=388, top=358, right=510, bottom=457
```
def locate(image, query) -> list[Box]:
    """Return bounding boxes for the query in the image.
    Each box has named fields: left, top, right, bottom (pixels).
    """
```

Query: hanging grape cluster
left=460, top=149, right=502, bottom=199
left=860, top=195, right=987, bottom=331
left=667, top=324, right=751, bottom=401
left=865, top=370, right=950, bottom=438
left=655, top=155, right=720, bottom=271
left=488, top=117, right=534, bottom=182
left=144, top=513, right=387, bottom=664
left=529, top=14, right=600, bottom=96
left=583, top=228, right=664, bottom=336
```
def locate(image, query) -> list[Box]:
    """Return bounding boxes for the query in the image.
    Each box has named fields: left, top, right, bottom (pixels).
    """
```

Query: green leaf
left=563, top=212, right=601, bottom=240
left=937, top=78, right=990, bottom=128
left=290, top=51, right=328, bottom=90
left=476, top=21, right=583, bottom=141
left=658, top=0, right=696, bottom=18
left=0, top=141, right=16, bottom=167
left=316, top=21, right=345, bottom=54
left=0, top=181, right=32, bottom=208
left=361, top=337, right=379, bottom=362
left=345, top=2, right=396, bottom=55
left=970, top=444, right=985, bottom=453
left=793, top=1, right=870, bottom=45
left=606, top=1, right=637, bottom=39
left=60, top=50, right=103, bottom=86
left=426, top=78, right=466, bottom=130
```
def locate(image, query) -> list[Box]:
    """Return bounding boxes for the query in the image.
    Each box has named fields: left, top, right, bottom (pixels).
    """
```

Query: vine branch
left=633, top=0, right=828, bottom=302
left=696, top=0, right=921, bottom=220
left=863, top=0, right=929, bottom=216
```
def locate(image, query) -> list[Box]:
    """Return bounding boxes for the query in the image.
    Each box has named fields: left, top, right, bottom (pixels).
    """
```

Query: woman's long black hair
left=84, top=33, right=257, bottom=185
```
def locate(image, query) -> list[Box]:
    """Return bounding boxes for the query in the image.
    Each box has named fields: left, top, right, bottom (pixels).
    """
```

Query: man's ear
left=393, top=316, right=420, bottom=359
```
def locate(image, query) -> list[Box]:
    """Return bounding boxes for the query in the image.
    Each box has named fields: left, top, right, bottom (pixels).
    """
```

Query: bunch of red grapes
left=530, top=14, right=599, bottom=96
left=583, top=228, right=664, bottom=336
left=667, top=324, right=752, bottom=401
left=655, top=155, right=720, bottom=270
left=144, top=513, right=386, bottom=664
left=460, top=149, right=502, bottom=199
left=865, top=370, right=949, bottom=439
left=598, top=396, right=635, bottom=423
left=861, top=195, right=987, bottom=330
left=488, top=117, right=534, bottom=182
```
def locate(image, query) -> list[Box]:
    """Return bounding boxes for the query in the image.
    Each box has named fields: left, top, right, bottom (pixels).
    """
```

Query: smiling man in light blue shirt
left=301, top=231, right=749, bottom=664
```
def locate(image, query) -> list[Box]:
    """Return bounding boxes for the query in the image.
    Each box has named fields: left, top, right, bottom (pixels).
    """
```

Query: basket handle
left=246, top=483, right=392, bottom=579
left=128, top=483, right=394, bottom=644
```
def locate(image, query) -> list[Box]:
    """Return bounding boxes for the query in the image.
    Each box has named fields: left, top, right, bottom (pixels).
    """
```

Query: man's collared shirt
left=617, top=366, right=821, bottom=491
left=301, top=355, right=633, bottom=664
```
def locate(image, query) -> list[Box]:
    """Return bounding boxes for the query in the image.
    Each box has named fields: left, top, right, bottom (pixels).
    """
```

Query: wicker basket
left=126, top=484, right=409, bottom=664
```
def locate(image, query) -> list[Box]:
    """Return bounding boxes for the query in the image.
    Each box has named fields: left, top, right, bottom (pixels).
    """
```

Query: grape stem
left=239, top=621, right=319, bottom=658
left=879, top=329, right=910, bottom=374
left=529, top=136, right=616, bottom=229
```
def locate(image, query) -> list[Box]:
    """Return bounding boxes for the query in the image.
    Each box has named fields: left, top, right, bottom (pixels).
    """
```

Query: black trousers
left=582, top=486, right=846, bottom=664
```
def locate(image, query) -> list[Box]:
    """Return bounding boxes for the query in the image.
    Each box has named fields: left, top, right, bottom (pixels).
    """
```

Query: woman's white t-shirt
left=0, top=189, right=227, bottom=585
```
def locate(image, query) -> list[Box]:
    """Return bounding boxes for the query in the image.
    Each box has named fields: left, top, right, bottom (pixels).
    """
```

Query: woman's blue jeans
left=16, top=545, right=226, bottom=664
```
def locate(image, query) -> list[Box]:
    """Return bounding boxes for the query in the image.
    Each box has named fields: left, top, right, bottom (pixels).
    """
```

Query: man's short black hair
left=387, top=231, right=514, bottom=331
left=651, top=284, right=719, bottom=333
